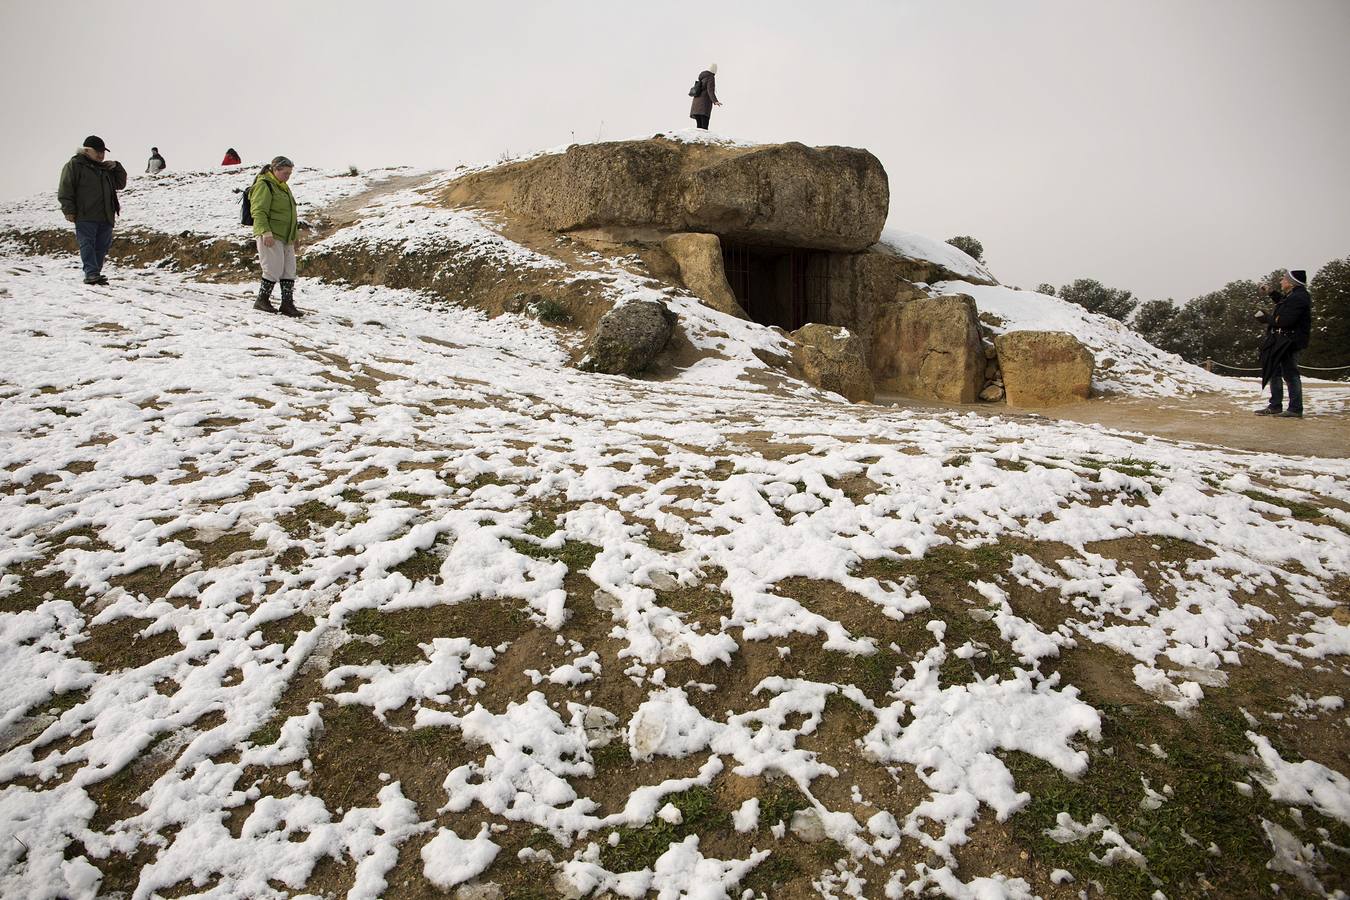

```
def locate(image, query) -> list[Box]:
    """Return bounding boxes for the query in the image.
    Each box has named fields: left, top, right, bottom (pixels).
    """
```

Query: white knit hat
left=709, top=63, right=718, bottom=74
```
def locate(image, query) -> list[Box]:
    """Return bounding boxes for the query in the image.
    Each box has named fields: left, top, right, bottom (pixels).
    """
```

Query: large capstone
left=450, top=138, right=889, bottom=253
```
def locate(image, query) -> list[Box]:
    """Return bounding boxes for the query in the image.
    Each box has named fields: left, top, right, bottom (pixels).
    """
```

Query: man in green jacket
left=249, top=156, right=302, bottom=317
left=57, top=136, right=128, bottom=285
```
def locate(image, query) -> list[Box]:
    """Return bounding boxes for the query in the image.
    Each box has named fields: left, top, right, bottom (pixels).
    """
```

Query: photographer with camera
left=1254, top=269, right=1312, bottom=418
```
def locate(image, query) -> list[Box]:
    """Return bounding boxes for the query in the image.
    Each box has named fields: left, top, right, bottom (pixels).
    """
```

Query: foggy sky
left=2, top=0, right=1347, bottom=302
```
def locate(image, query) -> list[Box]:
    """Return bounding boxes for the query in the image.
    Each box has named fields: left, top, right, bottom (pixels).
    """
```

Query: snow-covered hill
left=1, top=143, right=1348, bottom=900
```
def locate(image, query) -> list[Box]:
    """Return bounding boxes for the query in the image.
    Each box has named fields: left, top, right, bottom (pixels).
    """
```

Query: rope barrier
left=1206, top=361, right=1350, bottom=374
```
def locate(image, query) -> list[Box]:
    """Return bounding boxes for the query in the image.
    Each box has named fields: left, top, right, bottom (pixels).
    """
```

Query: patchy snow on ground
left=1, top=156, right=1348, bottom=899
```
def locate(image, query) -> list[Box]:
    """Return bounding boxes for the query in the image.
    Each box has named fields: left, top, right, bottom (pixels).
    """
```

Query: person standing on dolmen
left=58, top=135, right=127, bottom=286
left=689, top=63, right=721, bottom=130
left=1255, top=269, right=1312, bottom=418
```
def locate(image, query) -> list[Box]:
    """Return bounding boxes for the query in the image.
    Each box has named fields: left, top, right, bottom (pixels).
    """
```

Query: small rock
left=979, top=383, right=1005, bottom=402
left=455, top=883, right=503, bottom=900
left=789, top=808, right=828, bottom=843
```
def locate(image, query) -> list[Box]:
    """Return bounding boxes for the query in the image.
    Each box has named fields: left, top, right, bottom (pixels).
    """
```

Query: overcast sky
left=2, top=0, right=1347, bottom=301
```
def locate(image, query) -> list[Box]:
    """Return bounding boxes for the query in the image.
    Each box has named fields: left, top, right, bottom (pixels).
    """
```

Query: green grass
left=45, top=689, right=90, bottom=716
left=509, top=513, right=600, bottom=573
left=600, top=787, right=731, bottom=872
left=740, top=854, right=803, bottom=895
left=389, top=542, right=445, bottom=583
left=1242, top=489, right=1324, bottom=521
left=527, top=298, right=572, bottom=324
left=757, top=781, right=811, bottom=828
left=867, top=540, right=1025, bottom=587
left=589, top=740, right=631, bottom=772
left=1004, top=702, right=1344, bottom=898
left=247, top=719, right=282, bottom=747
left=387, top=490, right=428, bottom=505
left=1078, top=456, right=1159, bottom=480
left=409, top=725, right=456, bottom=749
left=277, top=499, right=344, bottom=534
left=343, top=607, right=422, bottom=663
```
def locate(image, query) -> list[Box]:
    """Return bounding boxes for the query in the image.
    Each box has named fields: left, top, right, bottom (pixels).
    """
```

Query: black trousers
left=1269, top=349, right=1303, bottom=413
left=693, top=114, right=710, bottom=130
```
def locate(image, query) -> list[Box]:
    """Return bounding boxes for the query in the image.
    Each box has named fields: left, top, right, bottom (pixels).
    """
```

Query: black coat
left=1257, top=285, right=1312, bottom=350
left=690, top=71, right=718, bottom=118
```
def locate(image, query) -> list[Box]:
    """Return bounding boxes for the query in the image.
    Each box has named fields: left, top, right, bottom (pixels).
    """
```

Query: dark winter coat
left=690, top=70, right=718, bottom=118
left=1257, top=285, right=1312, bottom=350
left=58, top=153, right=127, bottom=224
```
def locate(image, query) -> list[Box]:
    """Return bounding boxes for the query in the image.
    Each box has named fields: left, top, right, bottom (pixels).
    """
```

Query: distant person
left=57, top=135, right=128, bottom=286
left=248, top=156, right=302, bottom=317
left=1254, top=269, right=1312, bottom=418
left=222, top=148, right=242, bottom=166
left=689, top=63, right=721, bottom=130
left=145, top=147, right=166, bottom=174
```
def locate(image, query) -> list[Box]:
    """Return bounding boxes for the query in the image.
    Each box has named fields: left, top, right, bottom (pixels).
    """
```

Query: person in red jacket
left=221, top=148, right=242, bottom=166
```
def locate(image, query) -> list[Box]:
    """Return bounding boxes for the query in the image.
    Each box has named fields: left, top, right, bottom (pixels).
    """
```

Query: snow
left=0, top=150, right=1347, bottom=899
left=877, top=227, right=997, bottom=284
left=420, top=824, right=501, bottom=889
left=0, top=165, right=424, bottom=240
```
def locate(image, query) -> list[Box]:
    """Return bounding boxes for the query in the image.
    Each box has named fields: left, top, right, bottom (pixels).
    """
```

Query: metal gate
left=721, top=241, right=832, bottom=330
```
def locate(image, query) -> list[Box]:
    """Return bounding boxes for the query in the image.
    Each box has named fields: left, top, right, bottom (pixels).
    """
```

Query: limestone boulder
left=576, top=299, right=677, bottom=376
left=994, top=331, right=1094, bottom=407
left=677, top=142, right=889, bottom=251
left=824, top=249, right=926, bottom=365
left=790, top=324, right=874, bottom=402
left=661, top=233, right=748, bottom=319
left=872, top=293, right=984, bottom=403
left=449, top=137, right=889, bottom=252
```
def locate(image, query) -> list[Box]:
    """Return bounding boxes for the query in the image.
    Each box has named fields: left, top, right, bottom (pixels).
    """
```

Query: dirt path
left=878, top=383, right=1350, bottom=459
left=309, top=170, right=443, bottom=238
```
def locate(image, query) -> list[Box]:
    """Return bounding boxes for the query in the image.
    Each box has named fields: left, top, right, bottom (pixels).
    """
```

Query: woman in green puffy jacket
left=249, top=156, right=302, bottom=317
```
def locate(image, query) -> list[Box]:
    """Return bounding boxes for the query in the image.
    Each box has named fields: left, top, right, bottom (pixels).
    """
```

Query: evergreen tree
left=1167, top=278, right=1273, bottom=368
left=945, top=235, right=984, bottom=263
left=1132, top=299, right=1180, bottom=350
left=1306, top=256, right=1350, bottom=377
left=1034, top=283, right=1057, bottom=296
left=1057, top=278, right=1138, bottom=321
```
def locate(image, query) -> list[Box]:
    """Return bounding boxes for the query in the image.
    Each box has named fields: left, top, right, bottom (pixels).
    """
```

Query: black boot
left=254, top=278, right=278, bottom=313
left=278, top=279, right=302, bottom=318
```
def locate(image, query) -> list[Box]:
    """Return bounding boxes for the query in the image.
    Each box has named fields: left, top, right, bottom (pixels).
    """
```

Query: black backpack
left=239, top=176, right=273, bottom=226
left=689, top=77, right=704, bottom=98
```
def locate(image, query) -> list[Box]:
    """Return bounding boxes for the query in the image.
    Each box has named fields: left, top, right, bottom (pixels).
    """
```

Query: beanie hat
left=709, top=63, right=718, bottom=74
left=1287, top=269, right=1307, bottom=286
left=270, top=155, right=295, bottom=169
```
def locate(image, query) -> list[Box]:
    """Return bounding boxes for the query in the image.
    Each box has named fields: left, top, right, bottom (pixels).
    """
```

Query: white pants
left=256, top=238, right=296, bottom=281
